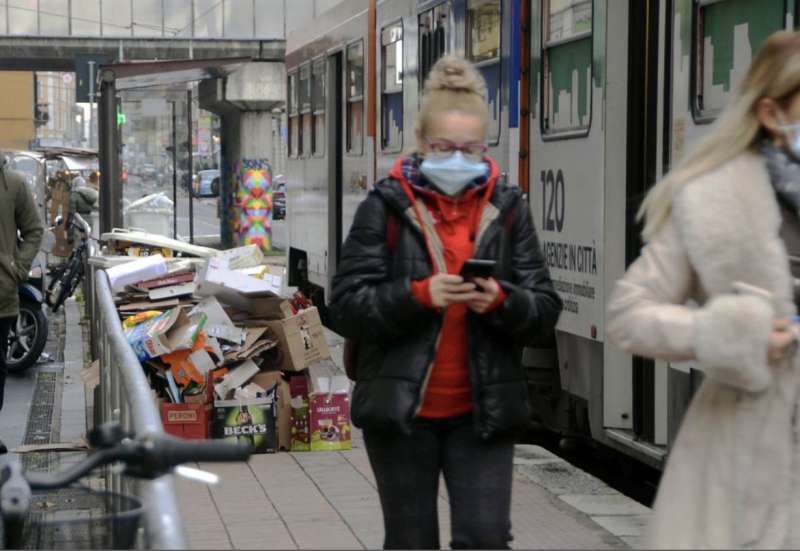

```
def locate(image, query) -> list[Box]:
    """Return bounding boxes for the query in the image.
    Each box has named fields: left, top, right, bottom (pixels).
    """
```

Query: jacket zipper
left=414, top=326, right=443, bottom=417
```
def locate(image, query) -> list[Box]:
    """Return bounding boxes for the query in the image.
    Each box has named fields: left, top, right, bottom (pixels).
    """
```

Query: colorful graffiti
left=233, top=159, right=273, bottom=251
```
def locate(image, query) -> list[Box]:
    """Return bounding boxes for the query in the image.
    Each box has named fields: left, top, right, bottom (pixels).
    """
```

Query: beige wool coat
left=607, top=151, right=800, bottom=549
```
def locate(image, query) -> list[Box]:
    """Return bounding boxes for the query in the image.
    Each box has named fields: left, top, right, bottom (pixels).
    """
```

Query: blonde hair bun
left=424, top=55, right=487, bottom=98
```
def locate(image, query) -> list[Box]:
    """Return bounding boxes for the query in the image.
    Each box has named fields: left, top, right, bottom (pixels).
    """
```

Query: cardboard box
left=160, top=402, right=212, bottom=440
left=288, top=373, right=310, bottom=451
left=191, top=296, right=246, bottom=344
left=265, top=308, right=330, bottom=371
left=215, top=244, right=264, bottom=270
left=251, top=371, right=292, bottom=451
left=126, top=306, right=206, bottom=362
left=307, top=362, right=351, bottom=452
left=213, top=397, right=277, bottom=454
left=228, top=296, right=294, bottom=320
left=196, top=257, right=282, bottom=299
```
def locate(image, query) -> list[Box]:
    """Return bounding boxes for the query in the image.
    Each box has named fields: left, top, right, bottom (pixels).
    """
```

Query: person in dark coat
left=329, top=55, right=562, bottom=550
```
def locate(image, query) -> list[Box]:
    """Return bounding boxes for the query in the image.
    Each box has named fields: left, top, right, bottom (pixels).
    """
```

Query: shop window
left=312, top=58, right=326, bottom=157
left=346, top=41, right=364, bottom=155
left=467, top=0, right=501, bottom=145
left=381, top=22, right=403, bottom=151
left=541, top=0, right=592, bottom=135
left=692, top=0, right=784, bottom=121
left=419, top=4, right=449, bottom=89
left=299, top=63, right=312, bottom=157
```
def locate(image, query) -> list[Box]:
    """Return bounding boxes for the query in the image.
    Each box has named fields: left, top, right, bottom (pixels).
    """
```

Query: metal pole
left=98, top=75, right=120, bottom=234
left=187, top=89, right=194, bottom=244
left=172, top=100, right=177, bottom=239
left=88, top=61, right=95, bottom=149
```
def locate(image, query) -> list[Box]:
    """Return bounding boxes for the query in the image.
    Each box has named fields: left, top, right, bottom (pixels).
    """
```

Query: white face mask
left=419, top=151, right=489, bottom=197
left=777, top=112, right=800, bottom=161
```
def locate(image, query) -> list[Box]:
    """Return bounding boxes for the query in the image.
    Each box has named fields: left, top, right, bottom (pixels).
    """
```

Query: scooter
left=7, top=280, right=48, bottom=373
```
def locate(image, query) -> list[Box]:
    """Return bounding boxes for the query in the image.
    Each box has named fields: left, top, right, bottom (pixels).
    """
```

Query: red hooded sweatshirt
left=388, top=156, right=507, bottom=419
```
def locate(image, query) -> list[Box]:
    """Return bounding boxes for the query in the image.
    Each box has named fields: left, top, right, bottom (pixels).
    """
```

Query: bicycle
left=46, top=213, right=95, bottom=313
left=0, top=422, right=251, bottom=549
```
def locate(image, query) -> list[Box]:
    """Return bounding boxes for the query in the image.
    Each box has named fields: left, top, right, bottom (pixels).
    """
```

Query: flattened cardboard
left=213, top=359, right=260, bottom=399
left=148, top=283, right=197, bottom=301
left=191, top=297, right=246, bottom=344
left=126, top=306, right=206, bottom=361
left=196, top=258, right=281, bottom=299
left=265, top=308, right=330, bottom=371
left=106, top=254, right=168, bottom=291
left=215, top=245, right=264, bottom=270
left=118, top=299, right=180, bottom=312
left=137, top=271, right=195, bottom=290
left=251, top=371, right=292, bottom=451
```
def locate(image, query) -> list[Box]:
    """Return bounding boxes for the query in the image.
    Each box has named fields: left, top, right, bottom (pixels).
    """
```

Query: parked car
left=273, top=181, right=286, bottom=220
left=193, top=169, right=220, bottom=197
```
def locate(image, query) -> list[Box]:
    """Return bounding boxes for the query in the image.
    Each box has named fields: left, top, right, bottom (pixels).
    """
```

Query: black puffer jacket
left=330, top=168, right=562, bottom=439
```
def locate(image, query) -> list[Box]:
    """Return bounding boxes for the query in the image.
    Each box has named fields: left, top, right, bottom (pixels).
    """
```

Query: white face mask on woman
left=419, top=151, right=489, bottom=197
left=777, top=112, right=800, bottom=161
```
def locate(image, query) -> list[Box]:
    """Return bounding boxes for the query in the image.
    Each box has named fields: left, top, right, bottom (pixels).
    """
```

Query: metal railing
left=92, top=269, right=187, bottom=549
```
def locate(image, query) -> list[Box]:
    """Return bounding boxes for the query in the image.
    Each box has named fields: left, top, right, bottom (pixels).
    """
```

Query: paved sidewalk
left=176, top=429, right=627, bottom=550
left=175, top=331, right=645, bottom=550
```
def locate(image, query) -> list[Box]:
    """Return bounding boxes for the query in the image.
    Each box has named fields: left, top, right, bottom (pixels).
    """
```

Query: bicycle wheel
left=48, top=253, right=83, bottom=313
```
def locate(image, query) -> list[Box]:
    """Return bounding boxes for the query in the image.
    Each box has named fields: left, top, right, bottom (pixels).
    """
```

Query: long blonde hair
left=640, top=30, right=800, bottom=240
left=415, top=55, right=491, bottom=152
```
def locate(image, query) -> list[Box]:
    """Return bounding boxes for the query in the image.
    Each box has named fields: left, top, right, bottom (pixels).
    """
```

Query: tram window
left=419, top=4, right=450, bottom=89
left=541, top=0, right=592, bottom=136
left=312, top=59, right=326, bottom=157
left=692, top=0, right=785, bottom=121
left=381, top=22, right=404, bottom=151
left=288, top=72, right=299, bottom=158
left=300, top=63, right=311, bottom=158
left=467, top=0, right=502, bottom=145
left=346, top=41, right=365, bottom=155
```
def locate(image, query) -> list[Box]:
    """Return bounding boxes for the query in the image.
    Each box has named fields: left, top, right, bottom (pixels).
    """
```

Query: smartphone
left=459, top=259, right=496, bottom=281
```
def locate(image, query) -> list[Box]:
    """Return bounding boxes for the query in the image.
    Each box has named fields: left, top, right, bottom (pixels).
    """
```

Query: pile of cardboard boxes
left=105, top=242, right=352, bottom=454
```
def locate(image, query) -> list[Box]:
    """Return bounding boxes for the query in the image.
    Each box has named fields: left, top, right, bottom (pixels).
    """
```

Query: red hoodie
left=389, top=157, right=507, bottom=419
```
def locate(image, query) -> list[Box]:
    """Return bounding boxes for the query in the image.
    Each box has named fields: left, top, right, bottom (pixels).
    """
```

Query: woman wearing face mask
left=329, top=55, right=562, bottom=550
left=607, top=31, right=800, bottom=549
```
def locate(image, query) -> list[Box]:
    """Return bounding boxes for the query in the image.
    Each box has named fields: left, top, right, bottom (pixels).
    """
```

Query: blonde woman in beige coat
left=607, top=31, right=800, bottom=549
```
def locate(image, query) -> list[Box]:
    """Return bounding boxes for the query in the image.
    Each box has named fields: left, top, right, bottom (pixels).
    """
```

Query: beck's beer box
left=213, top=397, right=277, bottom=454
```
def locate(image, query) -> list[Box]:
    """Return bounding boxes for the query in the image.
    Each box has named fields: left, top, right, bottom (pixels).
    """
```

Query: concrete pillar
left=218, top=111, right=275, bottom=249
left=199, top=61, right=285, bottom=251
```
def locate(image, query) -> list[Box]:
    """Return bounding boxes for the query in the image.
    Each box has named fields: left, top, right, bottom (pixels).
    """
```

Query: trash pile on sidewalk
left=103, top=242, right=351, bottom=454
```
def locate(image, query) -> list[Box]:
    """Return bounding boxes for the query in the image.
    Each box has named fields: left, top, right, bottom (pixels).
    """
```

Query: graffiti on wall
left=233, top=159, right=273, bottom=251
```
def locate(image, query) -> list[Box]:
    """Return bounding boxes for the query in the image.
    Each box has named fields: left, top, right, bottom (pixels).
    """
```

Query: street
left=122, top=180, right=286, bottom=249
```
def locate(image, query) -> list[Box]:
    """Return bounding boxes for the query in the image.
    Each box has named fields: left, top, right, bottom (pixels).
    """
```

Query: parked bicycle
left=0, top=422, right=251, bottom=549
left=46, top=214, right=95, bottom=313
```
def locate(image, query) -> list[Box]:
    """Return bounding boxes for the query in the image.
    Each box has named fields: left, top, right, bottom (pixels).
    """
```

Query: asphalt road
left=123, top=181, right=287, bottom=249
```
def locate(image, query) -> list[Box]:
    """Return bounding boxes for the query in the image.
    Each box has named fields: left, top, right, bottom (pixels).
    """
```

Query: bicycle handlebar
left=24, top=432, right=252, bottom=490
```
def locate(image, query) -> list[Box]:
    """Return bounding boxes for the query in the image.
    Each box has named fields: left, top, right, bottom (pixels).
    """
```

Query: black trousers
left=0, top=317, right=13, bottom=411
left=364, top=415, right=515, bottom=550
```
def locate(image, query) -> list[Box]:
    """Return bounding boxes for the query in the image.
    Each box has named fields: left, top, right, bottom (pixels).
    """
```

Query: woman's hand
left=768, top=318, right=797, bottom=363
left=466, top=277, right=502, bottom=314
left=429, top=274, right=477, bottom=308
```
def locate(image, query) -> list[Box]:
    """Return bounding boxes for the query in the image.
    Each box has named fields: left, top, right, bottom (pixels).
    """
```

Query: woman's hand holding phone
left=429, top=274, right=478, bottom=308
left=466, top=277, right=501, bottom=314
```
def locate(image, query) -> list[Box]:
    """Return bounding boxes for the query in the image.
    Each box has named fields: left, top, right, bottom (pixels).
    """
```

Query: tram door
left=327, top=52, right=344, bottom=285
